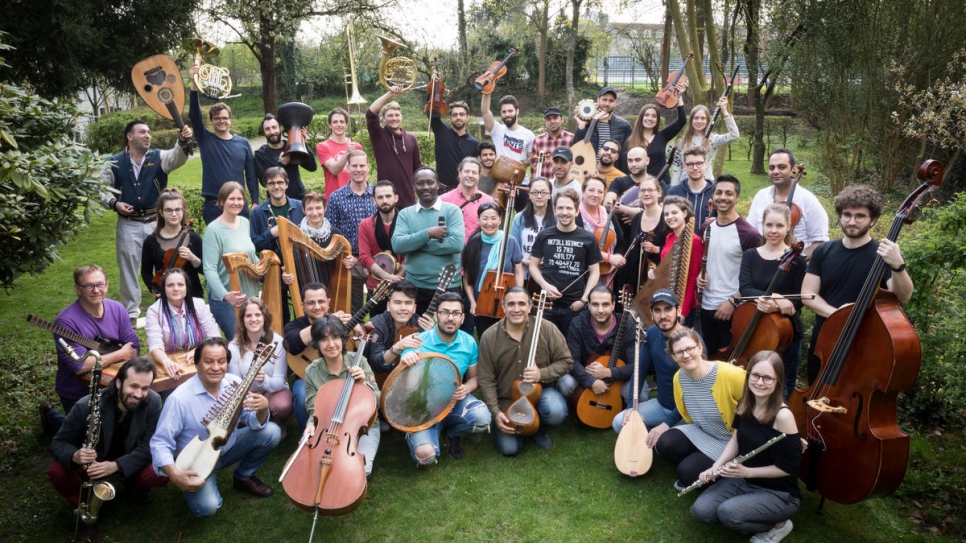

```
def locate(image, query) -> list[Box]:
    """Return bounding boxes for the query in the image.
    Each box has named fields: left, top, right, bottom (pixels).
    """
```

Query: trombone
left=345, top=21, right=367, bottom=106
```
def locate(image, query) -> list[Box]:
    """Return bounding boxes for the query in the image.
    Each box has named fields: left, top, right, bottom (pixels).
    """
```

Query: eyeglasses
left=684, top=162, right=706, bottom=169
left=749, top=372, right=776, bottom=385
left=266, top=181, right=287, bottom=187
left=672, top=344, right=699, bottom=358
left=602, top=147, right=620, bottom=154
left=162, top=208, right=183, bottom=215
left=212, top=116, right=231, bottom=121
left=529, top=190, right=550, bottom=197
left=77, top=282, right=108, bottom=292
left=304, top=299, right=329, bottom=307
left=437, top=310, right=463, bottom=319
left=639, top=188, right=658, bottom=193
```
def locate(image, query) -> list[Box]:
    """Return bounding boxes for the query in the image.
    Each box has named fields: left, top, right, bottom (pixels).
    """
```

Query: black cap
left=598, top=86, right=618, bottom=98
left=650, top=289, right=679, bottom=308
left=544, top=106, right=563, bottom=118
left=552, top=146, right=573, bottom=162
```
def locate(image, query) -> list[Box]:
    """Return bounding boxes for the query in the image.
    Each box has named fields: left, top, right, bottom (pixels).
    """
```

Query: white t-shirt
left=747, top=185, right=830, bottom=247
left=488, top=123, right=535, bottom=164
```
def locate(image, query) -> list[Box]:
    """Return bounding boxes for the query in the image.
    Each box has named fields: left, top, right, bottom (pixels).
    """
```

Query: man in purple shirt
left=367, top=86, right=423, bottom=208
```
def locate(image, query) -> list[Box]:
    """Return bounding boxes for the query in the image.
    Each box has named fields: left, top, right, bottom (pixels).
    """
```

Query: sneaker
left=447, top=433, right=465, bottom=460
left=750, top=520, right=793, bottom=543
left=532, top=432, right=553, bottom=450
left=673, top=480, right=686, bottom=492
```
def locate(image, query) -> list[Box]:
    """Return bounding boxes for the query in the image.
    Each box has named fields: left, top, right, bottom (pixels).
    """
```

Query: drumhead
left=380, top=354, right=461, bottom=432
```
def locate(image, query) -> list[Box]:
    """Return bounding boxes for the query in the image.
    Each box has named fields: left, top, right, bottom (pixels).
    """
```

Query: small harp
left=222, top=250, right=283, bottom=336
left=632, top=217, right=694, bottom=326
left=276, top=217, right=353, bottom=316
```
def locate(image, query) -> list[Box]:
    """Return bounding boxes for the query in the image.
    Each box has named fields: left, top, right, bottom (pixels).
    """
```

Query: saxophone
left=58, top=339, right=116, bottom=534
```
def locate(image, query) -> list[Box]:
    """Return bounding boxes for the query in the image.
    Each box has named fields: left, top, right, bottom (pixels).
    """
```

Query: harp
left=632, top=217, right=694, bottom=326
left=222, top=251, right=284, bottom=336
left=276, top=217, right=352, bottom=317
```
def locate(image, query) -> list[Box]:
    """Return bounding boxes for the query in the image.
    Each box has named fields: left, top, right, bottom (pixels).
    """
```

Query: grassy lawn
left=0, top=151, right=954, bottom=541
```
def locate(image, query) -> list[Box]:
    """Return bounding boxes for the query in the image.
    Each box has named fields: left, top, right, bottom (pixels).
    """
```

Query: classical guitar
left=574, top=286, right=633, bottom=428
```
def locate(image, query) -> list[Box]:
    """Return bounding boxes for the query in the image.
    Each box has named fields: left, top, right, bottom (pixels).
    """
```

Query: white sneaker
left=750, top=520, right=793, bottom=543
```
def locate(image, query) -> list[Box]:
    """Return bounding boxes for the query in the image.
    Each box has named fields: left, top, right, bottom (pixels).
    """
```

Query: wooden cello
left=614, top=314, right=652, bottom=476
left=505, top=291, right=550, bottom=436
left=574, top=286, right=633, bottom=428
left=280, top=335, right=376, bottom=519
left=789, top=161, right=941, bottom=504
left=721, top=241, right=803, bottom=367
left=476, top=182, right=521, bottom=318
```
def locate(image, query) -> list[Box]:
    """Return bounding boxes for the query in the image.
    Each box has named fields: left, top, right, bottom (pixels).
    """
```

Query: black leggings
left=655, top=427, right=715, bottom=485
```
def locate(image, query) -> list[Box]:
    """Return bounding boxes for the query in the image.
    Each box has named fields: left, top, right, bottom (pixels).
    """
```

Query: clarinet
left=677, top=433, right=787, bottom=496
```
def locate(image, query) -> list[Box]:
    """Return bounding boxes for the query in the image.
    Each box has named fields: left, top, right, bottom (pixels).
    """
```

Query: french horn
left=378, top=35, right=417, bottom=91
left=185, top=37, right=238, bottom=100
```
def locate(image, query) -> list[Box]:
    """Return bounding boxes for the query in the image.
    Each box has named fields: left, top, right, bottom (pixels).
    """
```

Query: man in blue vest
left=100, top=120, right=192, bottom=326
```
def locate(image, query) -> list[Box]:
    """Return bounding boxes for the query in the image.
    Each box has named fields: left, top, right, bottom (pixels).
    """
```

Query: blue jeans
left=293, top=379, right=307, bottom=434
left=207, top=287, right=236, bottom=338
left=611, top=398, right=681, bottom=433
left=690, top=477, right=800, bottom=534
left=555, top=374, right=578, bottom=397
left=543, top=304, right=577, bottom=338
left=183, top=422, right=281, bottom=517
left=493, top=387, right=568, bottom=456
left=406, top=396, right=491, bottom=465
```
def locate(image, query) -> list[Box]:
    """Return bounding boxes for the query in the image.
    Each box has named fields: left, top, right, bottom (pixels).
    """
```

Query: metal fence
left=589, top=56, right=751, bottom=89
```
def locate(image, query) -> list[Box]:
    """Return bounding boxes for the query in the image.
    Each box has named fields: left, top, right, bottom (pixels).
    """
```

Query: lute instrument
left=574, top=286, right=633, bottom=428
left=614, top=315, right=652, bottom=476
left=504, top=291, right=550, bottom=436
left=570, top=116, right=601, bottom=184
left=131, top=54, right=193, bottom=154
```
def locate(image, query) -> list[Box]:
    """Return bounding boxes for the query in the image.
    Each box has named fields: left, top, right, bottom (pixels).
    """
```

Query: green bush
left=0, top=82, right=106, bottom=289
left=85, top=107, right=184, bottom=153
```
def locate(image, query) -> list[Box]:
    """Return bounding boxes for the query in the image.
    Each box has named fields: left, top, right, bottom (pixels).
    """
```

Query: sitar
left=504, top=291, right=550, bottom=436
left=574, top=286, right=633, bottom=428
left=614, top=314, right=652, bottom=476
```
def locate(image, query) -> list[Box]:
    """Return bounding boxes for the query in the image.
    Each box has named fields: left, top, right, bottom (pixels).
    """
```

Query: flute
left=677, top=433, right=787, bottom=497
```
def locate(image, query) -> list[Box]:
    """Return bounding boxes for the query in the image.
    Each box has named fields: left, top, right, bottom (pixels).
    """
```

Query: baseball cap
left=552, top=147, right=573, bottom=162
left=650, top=289, right=679, bottom=308
left=544, top=106, right=563, bottom=118
left=598, top=86, right=618, bottom=98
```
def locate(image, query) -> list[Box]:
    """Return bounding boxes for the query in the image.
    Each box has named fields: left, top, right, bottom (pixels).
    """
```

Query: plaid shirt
left=531, top=130, right=574, bottom=179
left=325, top=183, right=376, bottom=254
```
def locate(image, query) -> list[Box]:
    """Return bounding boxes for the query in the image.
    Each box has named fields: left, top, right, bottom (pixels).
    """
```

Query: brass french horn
left=185, top=37, right=238, bottom=100
left=378, top=35, right=417, bottom=91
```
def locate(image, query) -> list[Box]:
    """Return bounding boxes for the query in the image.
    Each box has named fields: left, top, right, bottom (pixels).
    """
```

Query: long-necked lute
left=505, top=291, right=550, bottom=436
left=614, top=315, right=652, bottom=476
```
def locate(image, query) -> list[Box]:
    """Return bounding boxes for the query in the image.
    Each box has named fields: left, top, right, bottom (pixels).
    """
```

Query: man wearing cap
left=573, top=86, right=633, bottom=172
left=430, top=100, right=480, bottom=191
left=611, top=289, right=705, bottom=433
left=549, top=147, right=581, bottom=198
left=531, top=107, right=574, bottom=180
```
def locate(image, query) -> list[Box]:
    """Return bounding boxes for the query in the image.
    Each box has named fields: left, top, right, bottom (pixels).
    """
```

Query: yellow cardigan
left=672, top=361, right=747, bottom=433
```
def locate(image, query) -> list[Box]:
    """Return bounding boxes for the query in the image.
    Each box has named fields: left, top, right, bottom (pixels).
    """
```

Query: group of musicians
left=39, top=79, right=914, bottom=543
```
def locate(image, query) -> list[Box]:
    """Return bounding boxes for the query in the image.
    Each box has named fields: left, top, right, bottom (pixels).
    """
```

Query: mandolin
left=504, top=291, right=551, bottom=436
left=655, top=53, right=694, bottom=108
left=614, top=314, right=652, bottom=476
left=574, top=286, right=633, bottom=428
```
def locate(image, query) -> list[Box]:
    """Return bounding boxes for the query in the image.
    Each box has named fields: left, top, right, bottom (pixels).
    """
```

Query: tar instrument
left=425, top=56, right=446, bottom=126
left=29, top=315, right=123, bottom=356
left=420, top=264, right=458, bottom=326
left=281, top=336, right=376, bottom=522
left=574, top=286, right=633, bottom=428
left=475, top=182, right=520, bottom=319
left=58, top=340, right=116, bottom=535
left=276, top=216, right=352, bottom=318
left=223, top=250, right=284, bottom=336
left=614, top=314, right=652, bottom=476
left=632, top=217, right=695, bottom=326
left=678, top=433, right=788, bottom=496
left=131, top=54, right=193, bottom=154
left=570, top=114, right=601, bottom=184
left=150, top=220, right=195, bottom=290
left=344, top=20, right=367, bottom=106
left=277, top=102, right=315, bottom=165
left=175, top=341, right=278, bottom=483
left=381, top=353, right=461, bottom=431
left=655, top=53, right=694, bottom=108
left=704, top=63, right=741, bottom=139
left=785, top=164, right=806, bottom=235
left=185, top=37, right=237, bottom=99
left=505, top=291, right=551, bottom=436
left=475, top=48, right=518, bottom=95
left=595, top=203, right=620, bottom=276
left=723, top=242, right=803, bottom=367
left=378, top=35, right=418, bottom=91
left=790, top=160, right=941, bottom=504
left=696, top=221, right=711, bottom=305
left=373, top=251, right=400, bottom=276
left=343, top=281, right=394, bottom=355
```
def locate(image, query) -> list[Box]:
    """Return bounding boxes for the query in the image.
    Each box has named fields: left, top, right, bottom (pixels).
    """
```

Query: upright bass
left=789, top=160, right=941, bottom=504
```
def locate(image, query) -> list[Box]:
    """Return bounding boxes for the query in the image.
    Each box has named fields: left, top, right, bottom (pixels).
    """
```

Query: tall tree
left=565, top=0, right=586, bottom=107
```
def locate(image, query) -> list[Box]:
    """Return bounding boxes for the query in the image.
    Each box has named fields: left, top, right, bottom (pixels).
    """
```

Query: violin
left=281, top=335, right=376, bottom=517
left=425, top=56, right=446, bottom=120
left=475, top=180, right=520, bottom=318
left=789, top=161, right=941, bottom=504
left=785, top=164, right=806, bottom=234
left=595, top=203, right=619, bottom=275
left=722, top=241, right=804, bottom=366
left=150, top=220, right=195, bottom=290
left=655, top=53, right=694, bottom=108
left=475, top=48, right=518, bottom=95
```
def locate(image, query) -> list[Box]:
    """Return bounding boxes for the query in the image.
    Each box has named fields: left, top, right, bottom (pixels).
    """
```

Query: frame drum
left=380, top=353, right=461, bottom=432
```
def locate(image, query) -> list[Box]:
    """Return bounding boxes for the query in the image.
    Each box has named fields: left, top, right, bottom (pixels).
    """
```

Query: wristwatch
left=891, top=262, right=907, bottom=273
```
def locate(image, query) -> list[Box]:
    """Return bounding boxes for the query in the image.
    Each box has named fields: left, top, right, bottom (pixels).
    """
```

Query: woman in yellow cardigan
left=649, top=327, right=746, bottom=489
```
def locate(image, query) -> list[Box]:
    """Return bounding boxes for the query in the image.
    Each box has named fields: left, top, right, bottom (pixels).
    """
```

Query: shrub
left=85, top=107, right=183, bottom=154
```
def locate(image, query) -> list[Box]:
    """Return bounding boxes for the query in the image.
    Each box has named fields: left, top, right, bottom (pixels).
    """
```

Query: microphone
left=437, top=216, right=445, bottom=241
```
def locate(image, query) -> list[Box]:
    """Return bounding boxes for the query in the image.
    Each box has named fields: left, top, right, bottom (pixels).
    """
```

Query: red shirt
left=358, top=215, right=405, bottom=289
left=660, top=231, right=704, bottom=317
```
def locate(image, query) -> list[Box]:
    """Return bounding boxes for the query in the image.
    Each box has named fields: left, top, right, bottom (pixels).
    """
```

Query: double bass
left=475, top=183, right=521, bottom=318
left=789, top=160, right=941, bottom=504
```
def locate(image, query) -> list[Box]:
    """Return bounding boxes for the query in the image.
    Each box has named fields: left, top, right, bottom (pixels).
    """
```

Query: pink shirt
left=316, top=139, right=352, bottom=199
left=440, top=188, right=495, bottom=241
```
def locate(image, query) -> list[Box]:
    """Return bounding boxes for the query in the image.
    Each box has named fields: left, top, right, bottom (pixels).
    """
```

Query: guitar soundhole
left=143, top=84, right=153, bottom=92
left=575, top=157, right=585, bottom=166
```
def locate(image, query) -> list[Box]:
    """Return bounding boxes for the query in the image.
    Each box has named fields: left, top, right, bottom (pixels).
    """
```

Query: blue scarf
left=477, top=231, right=504, bottom=293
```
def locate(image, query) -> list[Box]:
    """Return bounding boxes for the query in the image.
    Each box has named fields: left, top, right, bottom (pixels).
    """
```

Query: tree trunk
left=537, top=0, right=549, bottom=103
left=661, top=5, right=672, bottom=85
left=744, top=0, right=760, bottom=108
left=668, top=0, right=707, bottom=105
left=566, top=0, right=583, bottom=108
left=458, top=0, right=468, bottom=75
left=259, top=21, right=278, bottom=114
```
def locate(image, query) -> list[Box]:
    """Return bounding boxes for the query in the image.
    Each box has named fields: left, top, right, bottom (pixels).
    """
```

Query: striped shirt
left=677, top=363, right=732, bottom=459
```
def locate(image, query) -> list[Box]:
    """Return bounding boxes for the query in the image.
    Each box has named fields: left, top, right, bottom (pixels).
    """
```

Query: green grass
left=0, top=151, right=957, bottom=541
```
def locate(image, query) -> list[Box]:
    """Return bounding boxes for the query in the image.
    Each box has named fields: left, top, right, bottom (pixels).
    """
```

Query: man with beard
left=477, top=141, right=499, bottom=198
left=359, top=181, right=406, bottom=315
left=481, top=94, right=534, bottom=169
left=254, top=113, right=317, bottom=201
left=573, top=86, right=633, bottom=172
left=747, top=148, right=829, bottom=260
left=596, top=139, right=627, bottom=189
left=326, top=150, right=376, bottom=314
left=440, top=157, right=495, bottom=241
left=431, top=100, right=480, bottom=191
left=531, top=107, right=574, bottom=179
left=604, top=146, right=663, bottom=224
left=368, top=87, right=423, bottom=208
left=802, top=185, right=912, bottom=384
left=49, top=357, right=169, bottom=541
left=392, top=167, right=465, bottom=314
left=316, top=108, right=362, bottom=200
left=549, top=147, right=582, bottom=198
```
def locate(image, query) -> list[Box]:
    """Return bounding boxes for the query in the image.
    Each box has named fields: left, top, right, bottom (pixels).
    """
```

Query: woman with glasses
left=669, top=96, right=739, bottom=186
left=577, top=174, right=626, bottom=282
left=142, top=188, right=204, bottom=300
left=690, top=350, right=801, bottom=543
left=510, top=177, right=555, bottom=281
left=463, top=202, right=524, bottom=336
left=145, top=268, right=220, bottom=385
left=650, top=327, right=745, bottom=488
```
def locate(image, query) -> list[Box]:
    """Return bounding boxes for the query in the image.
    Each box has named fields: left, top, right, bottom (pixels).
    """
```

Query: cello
left=281, top=335, right=376, bottom=524
left=789, top=160, right=941, bottom=505
left=721, top=241, right=803, bottom=367
left=475, top=181, right=521, bottom=319
left=574, top=286, right=633, bottom=428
